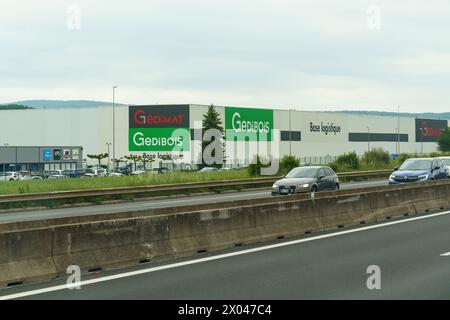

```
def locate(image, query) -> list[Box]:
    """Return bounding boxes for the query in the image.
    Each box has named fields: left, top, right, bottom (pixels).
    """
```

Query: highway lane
left=1, top=209, right=450, bottom=300
left=0, top=179, right=387, bottom=223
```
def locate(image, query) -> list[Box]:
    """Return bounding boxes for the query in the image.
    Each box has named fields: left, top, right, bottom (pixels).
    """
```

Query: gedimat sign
left=129, top=105, right=190, bottom=151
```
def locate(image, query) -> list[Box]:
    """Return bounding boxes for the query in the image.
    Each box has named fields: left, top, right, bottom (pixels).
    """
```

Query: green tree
left=438, top=128, right=450, bottom=152
left=201, top=104, right=225, bottom=169
left=87, top=153, right=109, bottom=167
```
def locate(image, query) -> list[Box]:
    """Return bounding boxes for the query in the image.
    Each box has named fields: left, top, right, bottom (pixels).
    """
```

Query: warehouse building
left=0, top=146, right=83, bottom=173
left=0, top=105, right=448, bottom=168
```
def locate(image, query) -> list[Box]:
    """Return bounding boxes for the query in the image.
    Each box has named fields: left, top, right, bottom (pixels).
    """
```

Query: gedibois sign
left=129, top=105, right=190, bottom=151
left=225, top=107, right=273, bottom=141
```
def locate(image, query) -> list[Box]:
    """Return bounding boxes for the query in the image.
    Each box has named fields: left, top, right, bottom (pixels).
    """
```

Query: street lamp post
left=366, top=126, right=370, bottom=153
left=289, top=108, right=292, bottom=156
left=106, top=142, right=112, bottom=169
left=112, top=85, right=118, bottom=169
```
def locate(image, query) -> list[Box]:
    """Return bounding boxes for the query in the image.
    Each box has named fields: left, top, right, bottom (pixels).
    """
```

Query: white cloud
left=1, top=0, right=450, bottom=112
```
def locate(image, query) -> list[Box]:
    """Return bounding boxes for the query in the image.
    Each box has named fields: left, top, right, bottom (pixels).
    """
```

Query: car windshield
left=440, top=159, right=450, bottom=166
left=285, top=167, right=319, bottom=179
left=399, top=159, right=432, bottom=171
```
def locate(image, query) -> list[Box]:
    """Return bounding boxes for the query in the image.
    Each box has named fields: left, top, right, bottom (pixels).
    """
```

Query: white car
left=131, top=170, right=146, bottom=175
left=0, top=172, right=19, bottom=181
left=20, top=175, right=43, bottom=181
left=198, top=167, right=219, bottom=173
left=48, top=174, right=68, bottom=180
left=83, top=168, right=109, bottom=178
left=109, top=172, right=125, bottom=177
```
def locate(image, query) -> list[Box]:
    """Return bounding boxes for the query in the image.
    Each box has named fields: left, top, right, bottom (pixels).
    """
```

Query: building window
left=281, top=131, right=301, bottom=141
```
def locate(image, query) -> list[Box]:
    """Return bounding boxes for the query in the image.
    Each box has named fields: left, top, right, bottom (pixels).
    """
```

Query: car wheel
left=311, top=185, right=318, bottom=193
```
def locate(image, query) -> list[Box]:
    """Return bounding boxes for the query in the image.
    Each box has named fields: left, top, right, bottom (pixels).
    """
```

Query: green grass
left=0, top=170, right=256, bottom=196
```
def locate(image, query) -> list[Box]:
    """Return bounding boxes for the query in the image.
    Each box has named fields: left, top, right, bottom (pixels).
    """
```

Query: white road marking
left=1, top=209, right=449, bottom=300
left=440, top=252, right=450, bottom=257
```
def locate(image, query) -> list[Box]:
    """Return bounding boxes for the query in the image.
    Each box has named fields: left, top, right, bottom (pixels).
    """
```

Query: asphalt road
left=0, top=179, right=387, bottom=223
left=1, top=209, right=450, bottom=300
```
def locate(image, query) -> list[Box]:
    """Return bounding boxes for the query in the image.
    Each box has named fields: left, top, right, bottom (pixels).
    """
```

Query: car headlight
left=300, top=183, right=310, bottom=188
left=390, top=175, right=397, bottom=179
left=418, top=174, right=428, bottom=180
left=272, top=184, right=278, bottom=188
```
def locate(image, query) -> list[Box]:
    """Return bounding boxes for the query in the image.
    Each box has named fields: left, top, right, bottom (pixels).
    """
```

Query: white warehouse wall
left=0, top=105, right=446, bottom=166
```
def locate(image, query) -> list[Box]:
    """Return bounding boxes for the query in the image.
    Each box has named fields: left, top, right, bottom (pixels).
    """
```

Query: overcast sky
left=1, top=0, right=450, bottom=112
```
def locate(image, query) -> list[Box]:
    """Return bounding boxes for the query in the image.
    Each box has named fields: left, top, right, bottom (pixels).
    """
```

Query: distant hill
left=10, top=100, right=116, bottom=109
left=0, top=104, right=33, bottom=110
left=329, top=110, right=450, bottom=120
left=2, top=100, right=450, bottom=120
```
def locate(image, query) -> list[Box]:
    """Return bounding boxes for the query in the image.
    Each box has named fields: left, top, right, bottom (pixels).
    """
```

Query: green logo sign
left=225, top=107, right=273, bottom=141
left=129, top=128, right=190, bottom=151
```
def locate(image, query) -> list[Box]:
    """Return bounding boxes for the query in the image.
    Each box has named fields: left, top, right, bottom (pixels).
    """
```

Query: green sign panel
left=225, top=107, right=273, bottom=141
left=129, top=128, right=190, bottom=151
left=129, top=105, right=190, bottom=152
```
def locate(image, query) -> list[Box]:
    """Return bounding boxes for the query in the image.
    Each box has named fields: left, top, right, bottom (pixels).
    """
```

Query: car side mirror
left=318, top=175, right=325, bottom=180
left=434, top=166, right=440, bottom=171
left=394, top=167, right=399, bottom=171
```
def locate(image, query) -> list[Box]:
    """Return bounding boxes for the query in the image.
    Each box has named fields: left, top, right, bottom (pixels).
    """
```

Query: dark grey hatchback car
left=272, top=166, right=339, bottom=195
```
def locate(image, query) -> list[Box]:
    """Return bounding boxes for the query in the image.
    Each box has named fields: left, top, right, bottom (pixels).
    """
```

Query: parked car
left=131, top=170, right=146, bottom=175
left=65, top=169, right=86, bottom=178
left=219, top=167, right=233, bottom=172
left=20, top=175, right=43, bottom=181
left=436, top=157, right=450, bottom=178
left=198, top=167, right=219, bottom=173
left=83, top=168, right=108, bottom=178
left=389, top=158, right=448, bottom=184
left=42, top=170, right=65, bottom=179
left=114, top=166, right=133, bottom=176
left=109, top=172, right=125, bottom=177
left=48, top=174, right=68, bottom=180
left=272, top=166, right=339, bottom=195
left=0, top=171, right=19, bottom=181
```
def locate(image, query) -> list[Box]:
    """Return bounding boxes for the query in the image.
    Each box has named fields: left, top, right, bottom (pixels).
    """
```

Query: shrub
left=279, top=155, right=300, bottom=174
left=328, top=162, right=339, bottom=173
left=247, top=156, right=271, bottom=176
left=398, top=153, right=414, bottom=164
left=361, top=148, right=391, bottom=168
left=335, top=151, right=360, bottom=170
left=438, top=128, right=450, bottom=152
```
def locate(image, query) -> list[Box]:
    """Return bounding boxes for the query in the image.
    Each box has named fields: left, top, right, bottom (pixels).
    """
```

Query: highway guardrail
left=0, top=169, right=393, bottom=206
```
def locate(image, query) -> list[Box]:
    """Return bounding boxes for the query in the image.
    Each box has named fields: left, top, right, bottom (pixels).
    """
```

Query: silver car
left=272, top=166, right=339, bottom=195
left=437, top=157, right=450, bottom=178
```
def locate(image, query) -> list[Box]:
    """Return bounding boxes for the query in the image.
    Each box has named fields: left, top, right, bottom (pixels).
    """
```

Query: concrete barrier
left=2, top=180, right=450, bottom=288
left=0, top=228, right=57, bottom=287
